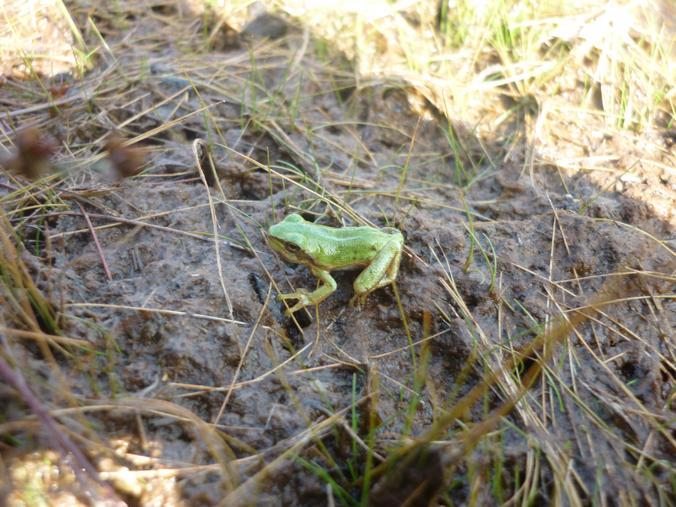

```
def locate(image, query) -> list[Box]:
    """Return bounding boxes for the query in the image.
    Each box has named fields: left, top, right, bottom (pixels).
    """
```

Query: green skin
left=268, top=214, right=405, bottom=314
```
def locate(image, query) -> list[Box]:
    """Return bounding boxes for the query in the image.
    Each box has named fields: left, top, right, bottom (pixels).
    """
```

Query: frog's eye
left=285, top=242, right=302, bottom=252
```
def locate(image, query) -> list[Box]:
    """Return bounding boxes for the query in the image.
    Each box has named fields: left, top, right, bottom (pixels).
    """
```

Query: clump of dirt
left=0, top=2, right=673, bottom=506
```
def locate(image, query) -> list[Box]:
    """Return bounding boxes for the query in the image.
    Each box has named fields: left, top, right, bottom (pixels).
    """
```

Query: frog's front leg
left=277, top=268, right=337, bottom=314
left=349, top=240, right=402, bottom=308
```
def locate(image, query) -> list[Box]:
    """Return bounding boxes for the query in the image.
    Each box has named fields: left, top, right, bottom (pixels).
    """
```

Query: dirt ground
left=0, top=1, right=674, bottom=506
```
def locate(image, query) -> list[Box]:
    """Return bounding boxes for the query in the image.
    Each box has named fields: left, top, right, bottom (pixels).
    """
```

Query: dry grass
left=0, top=0, right=674, bottom=505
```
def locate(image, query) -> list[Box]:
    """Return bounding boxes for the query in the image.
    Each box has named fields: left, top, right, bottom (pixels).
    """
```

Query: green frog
left=267, top=213, right=404, bottom=314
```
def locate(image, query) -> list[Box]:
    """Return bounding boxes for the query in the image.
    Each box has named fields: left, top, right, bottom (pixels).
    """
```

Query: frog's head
left=267, top=214, right=317, bottom=265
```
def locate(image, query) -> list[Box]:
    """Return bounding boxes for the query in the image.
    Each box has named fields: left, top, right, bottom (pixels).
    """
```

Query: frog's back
left=311, top=224, right=399, bottom=269
left=329, top=224, right=396, bottom=246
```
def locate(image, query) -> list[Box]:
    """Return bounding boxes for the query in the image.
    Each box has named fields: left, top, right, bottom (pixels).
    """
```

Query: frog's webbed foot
left=277, top=269, right=338, bottom=315
left=277, top=288, right=310, bottom=301
left=349, top=292, right=368, bottom=309
left=277, top=289, right=312, bottom=315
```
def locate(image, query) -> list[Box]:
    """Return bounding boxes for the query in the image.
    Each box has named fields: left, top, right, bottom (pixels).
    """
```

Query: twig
left=192, top=138, right=234, bottom=319
left=76, top=202, right=112, bottom=281
left=213, top=284, right=272, bottom=424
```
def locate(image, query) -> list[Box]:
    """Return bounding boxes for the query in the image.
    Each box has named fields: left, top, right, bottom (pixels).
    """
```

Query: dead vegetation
left=0, top=0, right=674, bottom=505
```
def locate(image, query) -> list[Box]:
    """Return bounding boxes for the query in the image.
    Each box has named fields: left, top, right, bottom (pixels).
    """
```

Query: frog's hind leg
left=370, top=247, right=402, bottom=291
left=350, top=240, right=402, bottom=307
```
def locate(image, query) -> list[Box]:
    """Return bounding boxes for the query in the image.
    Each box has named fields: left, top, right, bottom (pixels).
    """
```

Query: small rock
left=242, top=12, right=289, bottom=40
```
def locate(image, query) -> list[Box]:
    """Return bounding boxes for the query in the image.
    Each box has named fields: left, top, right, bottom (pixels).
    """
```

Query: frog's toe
left=284, top=305, right=300, bottom=315
left=349, top=293, right=367, bottom=309
left=284, top=298, right=311, bottom=315
left=277, top=291, right=312, bottom=314
left=277, top=289, right=309, bottom=302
